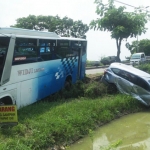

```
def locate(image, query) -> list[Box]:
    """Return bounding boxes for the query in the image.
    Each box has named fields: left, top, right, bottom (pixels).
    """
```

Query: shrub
left=84, top=82, right=107, bottom=98
left=138, top=63, right=150, bottom=73
left=48, top=77, right=113, bottom=101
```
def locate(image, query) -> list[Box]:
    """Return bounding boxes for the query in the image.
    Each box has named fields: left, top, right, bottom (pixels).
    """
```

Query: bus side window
left=13, top=38, right=38, bottom=65
left=0, top=37, right=10, bottom=78
left=70, top=41, right=79, bottom=57
left=70, top=41, right=87, bottom=57
left=39, top=39, right=56, bottom=61
left=55, top=40, right=74, bottom=58
left=82, top=41, right=87, bottom=56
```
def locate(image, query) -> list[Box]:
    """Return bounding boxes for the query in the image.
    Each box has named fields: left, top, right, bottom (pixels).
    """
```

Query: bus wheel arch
left=64, top=75, right=72, bottom=90
left=0, top=96, right=13, bottom=105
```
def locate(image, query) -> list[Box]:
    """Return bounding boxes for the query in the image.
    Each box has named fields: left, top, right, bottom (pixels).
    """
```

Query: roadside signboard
left=0, top=105, right=18, bottom=125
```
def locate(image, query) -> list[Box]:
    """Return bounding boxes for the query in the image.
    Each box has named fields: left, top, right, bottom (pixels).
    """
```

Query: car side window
left=118, top=71, right=130, bottom=81
left=126, top=73, right=137, bottom=84
left=112, top=68, right=127, bottom=79
left=111, top=68, right=137, bottom=83
left=136, top=77, right=150, bottom=91
left=111, top=68, right=121, bottom=75
left=111, top=68, right=128, bottom=80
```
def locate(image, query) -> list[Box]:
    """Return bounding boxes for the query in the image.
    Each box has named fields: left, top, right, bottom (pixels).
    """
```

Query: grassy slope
left=0, top=95, right=146, bottom=150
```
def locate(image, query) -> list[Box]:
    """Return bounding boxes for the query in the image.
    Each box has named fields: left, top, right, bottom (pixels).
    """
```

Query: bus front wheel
left=0, top=96, right=12, bottom=105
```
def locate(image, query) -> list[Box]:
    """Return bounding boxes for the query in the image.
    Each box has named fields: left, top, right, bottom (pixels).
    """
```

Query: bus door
left=77, top=48, right=82, bottom=79
left=0, top=35, right=16, bottom=85
left=79, top=41, right=87, bottom=79
left=71, top=47, right=81, bottom=79
left=71, top=41, right=82, bottom=79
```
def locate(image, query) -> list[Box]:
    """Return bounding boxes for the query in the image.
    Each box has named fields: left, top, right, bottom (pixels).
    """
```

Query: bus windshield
left=0, top=37, right=10, bottom=80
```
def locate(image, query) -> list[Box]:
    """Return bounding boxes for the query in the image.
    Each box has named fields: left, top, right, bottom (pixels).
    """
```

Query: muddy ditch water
left=67, top=111, right=150, bottom=150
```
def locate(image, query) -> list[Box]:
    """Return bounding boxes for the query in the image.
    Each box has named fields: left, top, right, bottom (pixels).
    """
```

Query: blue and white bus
left=0, top=27, right=87, bottom=109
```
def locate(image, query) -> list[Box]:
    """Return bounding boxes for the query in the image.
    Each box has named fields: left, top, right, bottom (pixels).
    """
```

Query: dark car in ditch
left=101, top=63, right=150, bottom=106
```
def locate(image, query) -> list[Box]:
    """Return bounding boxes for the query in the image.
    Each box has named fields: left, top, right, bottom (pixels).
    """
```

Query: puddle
left=67, top=112, right=150, bottom=150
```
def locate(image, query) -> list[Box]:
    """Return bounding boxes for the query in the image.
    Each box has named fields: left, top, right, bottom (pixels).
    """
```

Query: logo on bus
left=18, top=68, right=45, bottom=76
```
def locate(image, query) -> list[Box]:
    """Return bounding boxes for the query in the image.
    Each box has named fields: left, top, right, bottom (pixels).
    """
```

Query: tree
left=90, top=0, right=149, bottom=61
left=126, top=39, right=150, bottom=55
left=11, top=15, right=38, bottom=30
left=11, top=15, right=89, bottom=38
left=70, top=20, right=89, bottom=39
left=54, top=16, right=73, bottom=37
left=125, top=41, right=139, bottom=54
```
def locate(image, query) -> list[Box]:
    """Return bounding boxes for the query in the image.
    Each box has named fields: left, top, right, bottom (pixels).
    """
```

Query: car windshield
left=131, top=54, right=141, bottom=59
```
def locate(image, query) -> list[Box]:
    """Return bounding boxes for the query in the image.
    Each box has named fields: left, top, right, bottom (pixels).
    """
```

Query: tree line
left=126, top=39, right=150, bottom=55
left=11, top=0, right=150, bottom=61
left=11, top=15, right=89, bottom=39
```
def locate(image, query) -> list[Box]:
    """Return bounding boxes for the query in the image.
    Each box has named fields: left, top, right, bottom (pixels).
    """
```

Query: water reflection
left=68, top=112, right=150, bottom=150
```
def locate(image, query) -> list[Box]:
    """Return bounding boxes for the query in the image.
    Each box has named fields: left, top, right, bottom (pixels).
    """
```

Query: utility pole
left=136, top=34, right=138, bottom=52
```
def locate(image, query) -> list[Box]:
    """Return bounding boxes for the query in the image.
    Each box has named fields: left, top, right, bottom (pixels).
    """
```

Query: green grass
left=137, top=63, right=150, bottom=73
left=0, top=94, right=145, bottom=150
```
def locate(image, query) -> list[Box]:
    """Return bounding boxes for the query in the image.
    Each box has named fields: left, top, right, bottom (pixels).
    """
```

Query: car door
left=132, top=77, right=150, bottom=106
left=115, top=70, right=133, bottom=94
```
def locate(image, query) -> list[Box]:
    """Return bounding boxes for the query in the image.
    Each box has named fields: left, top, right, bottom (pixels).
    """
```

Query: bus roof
left=0, top=27, right=60, bottom=38
left=0, top=27, right=87, bottom=41
left=60, top=37, right=87, bottom=41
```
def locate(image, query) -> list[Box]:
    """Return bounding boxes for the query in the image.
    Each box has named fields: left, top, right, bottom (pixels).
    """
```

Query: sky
left=0, top=0, right=150, bottom=61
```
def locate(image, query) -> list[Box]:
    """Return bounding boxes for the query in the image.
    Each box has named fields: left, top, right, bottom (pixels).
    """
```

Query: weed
left=100, top=139, right=122, bottom=150
left=88, top=129, right=94, bottom=143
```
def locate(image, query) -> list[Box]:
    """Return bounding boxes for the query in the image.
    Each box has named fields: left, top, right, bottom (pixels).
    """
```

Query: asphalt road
left=86, top=67, right=107, bottom=74
left=85, top=63, right=130, bottom=74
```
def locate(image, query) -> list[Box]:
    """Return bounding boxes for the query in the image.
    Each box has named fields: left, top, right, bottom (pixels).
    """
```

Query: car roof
left=132, top=53, right=144, bottom=55
left=109, top=63, right=150, bottom=78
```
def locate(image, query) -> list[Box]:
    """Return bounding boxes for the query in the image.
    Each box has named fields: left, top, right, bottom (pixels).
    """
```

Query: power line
left=114, top=0, right=150, bottom=11
left=114, top=0, right=137, bottom=8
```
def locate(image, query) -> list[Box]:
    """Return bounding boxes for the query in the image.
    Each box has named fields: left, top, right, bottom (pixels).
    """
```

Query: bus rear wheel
left=64, top=79, right=72, bottom=91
